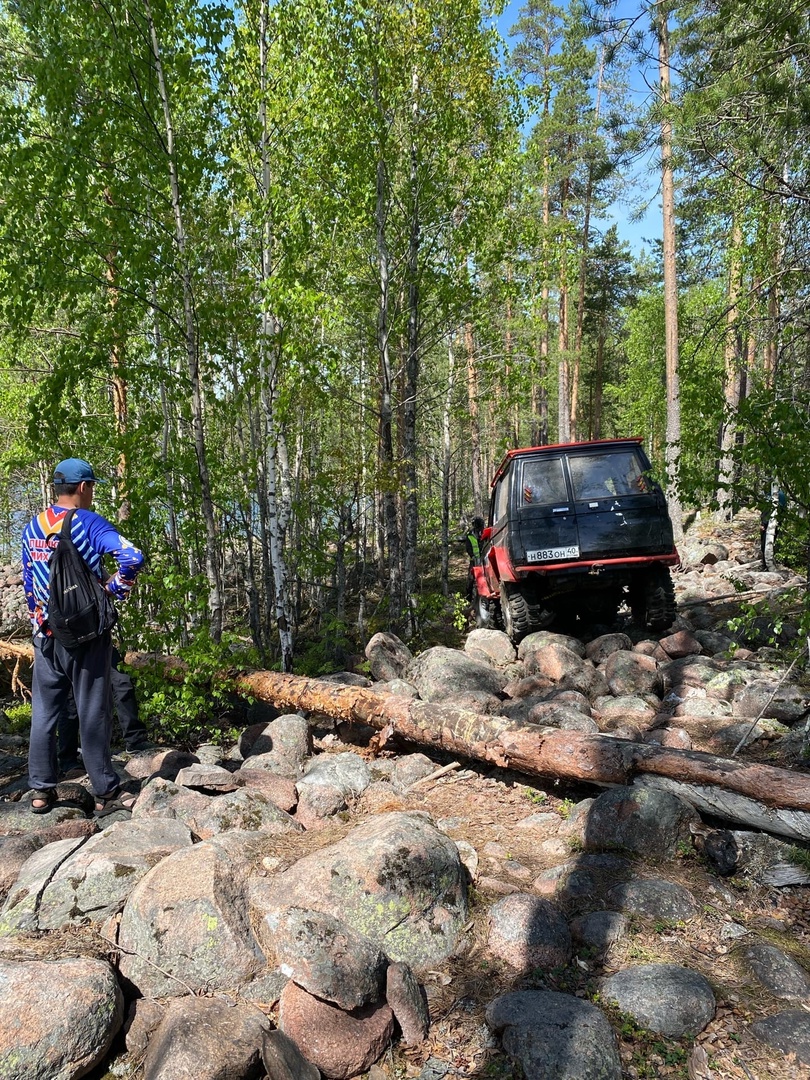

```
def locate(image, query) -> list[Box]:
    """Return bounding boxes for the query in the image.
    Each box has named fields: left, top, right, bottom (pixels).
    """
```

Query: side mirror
left=481, top=526, right=493, bottom=541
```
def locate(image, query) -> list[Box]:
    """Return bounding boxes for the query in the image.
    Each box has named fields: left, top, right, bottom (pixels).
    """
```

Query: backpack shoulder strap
left=45, top=507, right=76, bottom=547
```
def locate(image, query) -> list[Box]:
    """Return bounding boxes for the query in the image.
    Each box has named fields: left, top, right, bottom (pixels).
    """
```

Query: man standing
left=22, top=457, right=144, bottom=815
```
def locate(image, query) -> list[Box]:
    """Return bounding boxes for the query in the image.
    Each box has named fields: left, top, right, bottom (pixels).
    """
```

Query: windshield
left=568, top=451, right=650, bottom=500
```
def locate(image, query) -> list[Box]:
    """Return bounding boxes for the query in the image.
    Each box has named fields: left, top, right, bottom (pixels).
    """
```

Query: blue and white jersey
left=21, top=506, right=144, bottom=634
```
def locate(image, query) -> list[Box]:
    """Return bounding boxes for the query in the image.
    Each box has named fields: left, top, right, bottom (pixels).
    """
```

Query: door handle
left=552, top=507, right=570, bottom=514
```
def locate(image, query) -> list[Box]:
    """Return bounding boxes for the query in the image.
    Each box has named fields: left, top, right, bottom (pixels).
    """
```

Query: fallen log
left=4, top=642, right=810, bottom=840
left=238, top=671, right=810, bottom=842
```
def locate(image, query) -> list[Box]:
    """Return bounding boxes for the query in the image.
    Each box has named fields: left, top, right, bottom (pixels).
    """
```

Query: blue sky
left=492, top=0, right=661, bottom=257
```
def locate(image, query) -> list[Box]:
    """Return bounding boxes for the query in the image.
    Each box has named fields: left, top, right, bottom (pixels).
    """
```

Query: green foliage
left=133, top=630, right=256, bottom=747
left=1, top=700, right=32, bottom=734
left=452, top=592, right=469, bottom=632
left=296, top=615, right=355, bottom=677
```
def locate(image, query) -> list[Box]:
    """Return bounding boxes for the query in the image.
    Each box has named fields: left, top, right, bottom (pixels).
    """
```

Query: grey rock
left=569, top=911, right=628, bottom=953
left=118, top=838, right=266, bottom=997
left=749, top=1010, right=810, bottom=1065
left=601, top=963, right=715, bottom=1037
left=732, top=679, right=809, bottom=724
left=241, top=714, right=312, bottom=776
left=252, top=811, right=468, bottom=967
left=486, top=990, right=622, bottom=1080
left=585, top=633, right=634, bottom=664
left=5, top=818, right=193, bottom=930
left=372, top=678, right=419, bottom=699
left=0, top=957, right=123, bottom=1080
left=2, top=836, right=87, bottom=930
left=519, top=630, right=587, bottom=660
left=124, top=998, right=165, bottom=1057
left=143, top=995, right=271, bottom=1080
left=386, top=961, right=430, bottom=1045
left=406, top=647, right=507, bottom=702
left=298, top=751, right=371, bottom=798
left=583, top=786, right=700, bottom=858
left=742, top=944, right=810, bottom=1000
left=239, top=970, right=289, bottom=1006
left=487, top=893, right=572, bottom=972
left=606, top=878, right=698, bottom=922
left=262, top=1029, right=320, bottom=1080
left=603, top=651, right=662, bottom=698
left=174, top=763, right=239, bottom=791
left=188, top=788, right=303, bottom=840
left=0, top=834, right=42, bottom=904
left=534, top=854, right=632, bottom=909
left=365, top=632, right=413, bottom=682
left=320, top=671, right=372, bottom=687
left=693, top=630, right=736, bottom=657
left=266, top=906, right=386, bottom=1009
left=393, top=753, right=439, bottom=789
left=464, top=629, right=517, bottom=669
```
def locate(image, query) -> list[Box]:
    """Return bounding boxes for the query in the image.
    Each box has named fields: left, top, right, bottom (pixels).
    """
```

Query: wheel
left=474, top=593, right=493, bottom=629
left=525, top=597, right=556, bottom=632
left=631, top=566, right=676, bottom=632
left=500, top=583, right=531, bottom=643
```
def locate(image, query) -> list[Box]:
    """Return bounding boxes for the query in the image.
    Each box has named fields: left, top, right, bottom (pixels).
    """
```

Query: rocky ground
left=1, top=509, right=809, bottom=1080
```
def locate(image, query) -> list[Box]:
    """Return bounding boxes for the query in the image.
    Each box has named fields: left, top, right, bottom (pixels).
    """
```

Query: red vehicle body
left=472, top=438, right=679, bottom=641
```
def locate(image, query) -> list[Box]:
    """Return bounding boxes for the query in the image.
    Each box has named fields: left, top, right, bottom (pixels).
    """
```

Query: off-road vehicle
left=472, top=438, right=679, bottom=641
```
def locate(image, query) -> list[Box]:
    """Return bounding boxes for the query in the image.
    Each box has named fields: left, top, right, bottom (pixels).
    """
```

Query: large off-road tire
left=474, top=593, right=494, bottom=629
left=500, top=583, right=531, bottom=643
left=630, top=566, right=676, bottom=632
left=525, top=597, right=556, bottom=632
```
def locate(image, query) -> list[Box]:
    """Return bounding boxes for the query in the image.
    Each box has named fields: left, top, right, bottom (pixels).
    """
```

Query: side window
left=520, top=457, right=568, bottom=506
left=494, top=476, right=509, bottom=522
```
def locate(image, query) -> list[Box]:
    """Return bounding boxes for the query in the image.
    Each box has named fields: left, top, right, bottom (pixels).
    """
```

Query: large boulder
left=486, top=990, right=621, bottom=1080
left=0, top=957, right=123, bottom=1079
left=603, top=651, right=662, bottom=698
left=365, top=632, right=413, bottom=682
left=278, top=980, right=394, bottom=1080
left=406, top=647, right=507, bottom=702
left=463, top=629, right=518, bottom=670
left=142, top=995, right=272, bottom=1080
left=117, top=838, right=267, bottom=997
left=240, top=714, right=312, bottom=776
left=3, top=819, right=193, bottom=930
left=601, top=963, right=715, bottom=1037
left=266, top=907, right=387, bottom=1009
left=583, top=785, right=700, bottom=858
left=253, top=812, right=468, bottom=967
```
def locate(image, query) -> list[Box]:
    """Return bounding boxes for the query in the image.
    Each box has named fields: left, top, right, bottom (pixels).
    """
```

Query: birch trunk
left=440, top=338, right=456, bottom=596
left=259, top=0, right=294, bottom=672
left=658, top=9, right=684, bottom=542
left=145, top=0, right=223, bottom=638
left=716, top=216, right=743, bottom=522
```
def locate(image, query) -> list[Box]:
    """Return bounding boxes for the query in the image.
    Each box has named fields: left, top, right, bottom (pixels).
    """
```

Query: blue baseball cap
left=52, top=458, right=106, bottom=485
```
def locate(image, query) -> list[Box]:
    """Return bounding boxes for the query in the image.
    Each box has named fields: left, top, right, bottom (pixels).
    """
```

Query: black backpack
left=47, top=508, right=118, bottom=649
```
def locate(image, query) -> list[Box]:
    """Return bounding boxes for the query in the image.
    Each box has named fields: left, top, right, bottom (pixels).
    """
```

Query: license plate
left=526, top=545, right=580, bottom=562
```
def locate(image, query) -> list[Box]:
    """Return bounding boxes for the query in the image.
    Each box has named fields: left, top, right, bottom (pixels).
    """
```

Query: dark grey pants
left=58, top=645, right=149, bottom=767
left=29, top=632, right=118, bottom=798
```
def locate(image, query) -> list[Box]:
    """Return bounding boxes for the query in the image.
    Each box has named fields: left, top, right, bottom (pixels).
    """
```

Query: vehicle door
left=566, top=448, right=673, bottom=558
left=514, top=454, right=580, bottom=566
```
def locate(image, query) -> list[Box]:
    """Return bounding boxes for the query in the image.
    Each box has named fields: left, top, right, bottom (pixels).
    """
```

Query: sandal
left=30, top=788, right=56, bottom=815
left=94, top=787, right=138, bottom=819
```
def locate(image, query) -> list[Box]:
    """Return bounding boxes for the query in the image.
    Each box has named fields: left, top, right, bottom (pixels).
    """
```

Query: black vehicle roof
left=490, top=437, right=644, bottom=489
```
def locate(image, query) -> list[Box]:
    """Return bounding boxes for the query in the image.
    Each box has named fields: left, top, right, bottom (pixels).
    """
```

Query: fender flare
left=488, top=545, right=519, bottom=586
